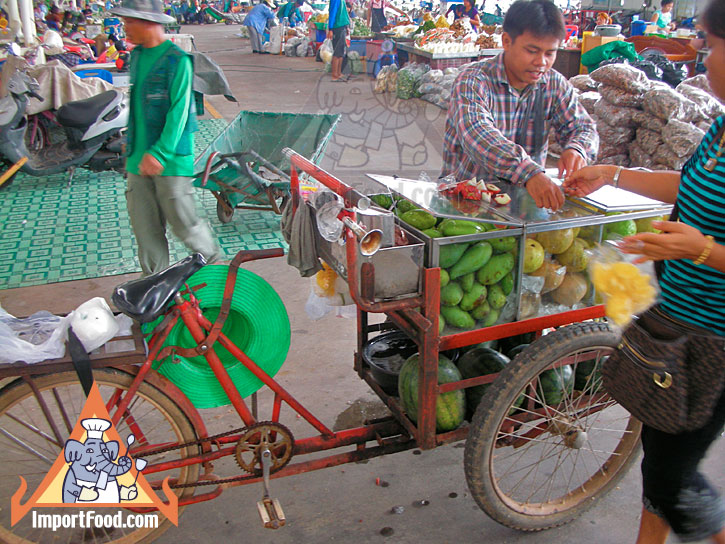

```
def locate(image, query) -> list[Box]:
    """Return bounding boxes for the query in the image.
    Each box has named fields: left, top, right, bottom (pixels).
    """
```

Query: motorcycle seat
left=112, top=254, right=207, bottom=323
left=56, top=90, right=119, bottom=130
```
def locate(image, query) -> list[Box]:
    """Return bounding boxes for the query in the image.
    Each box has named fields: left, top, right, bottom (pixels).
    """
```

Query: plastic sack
left=296, top=37, right=310, bottom=57
left=598, top=84, right=644, bottom=108
left=306, top=268, right=355, bottom=320
left=642, top=87, right=706, bottom=123
left=420, top=69, right=444, bottom=85
left=599, top=154, right=631, bottom=166
left=678, top=74, right=713, bottom=94
left=631, top=110, right=666, bottom=133
left=676, top=84, right=725, bottom=119
left=662, top=119, right=705, bottom=158
left=396, top=63, right=430, bottom=100
left=569, top=74, right=597, bottom=92
left=70, top=297, right=119, bottom=353
left=653, top=143, right=686, bottom=171
left=579, top=91, right=601, bottom=114
left=319, top=38, right=333, bottom=64
left=590, top=63, right=652, bottom=95
left=635, top=127, right=664, bottom=155
left=628, top=141, right=654, bottom=168
left=594, top=100, right=639, bottom=128
left=589, top=240, right=658, bottom=327
left=598, top=124, right=635, bottom=147
left=0, top=306, right=70, bottom=364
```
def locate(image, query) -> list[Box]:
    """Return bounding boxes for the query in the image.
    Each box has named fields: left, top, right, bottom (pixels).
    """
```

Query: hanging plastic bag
left=319, top=38, right=334, bottom=64
left=0, top=306, right=70, bottom=364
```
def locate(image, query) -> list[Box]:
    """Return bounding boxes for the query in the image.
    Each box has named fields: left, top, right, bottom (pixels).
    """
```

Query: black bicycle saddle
left=112, top=254, right=207, bottom=323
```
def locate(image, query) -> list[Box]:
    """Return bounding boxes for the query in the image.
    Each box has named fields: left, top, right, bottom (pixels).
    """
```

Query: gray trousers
left=126, top=173, right=221, bottom=276
left=248, top=26, right=263, bottom=52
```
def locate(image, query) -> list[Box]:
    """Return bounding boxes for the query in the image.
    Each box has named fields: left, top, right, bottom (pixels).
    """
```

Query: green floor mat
left=0, top=119, right=288, bottom=290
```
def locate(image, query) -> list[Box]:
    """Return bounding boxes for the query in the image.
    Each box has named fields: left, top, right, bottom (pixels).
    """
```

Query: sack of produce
left=569, top=74, right=597, bottom=92
left=579, top=91, right=601, bottom=114
left=599, top=141, right=630, bottom=159
left=635, top=128, right=664, bottom=156
left=374, top=65, right=393, bottom=93
left=599, top=84, right=644, bottom=108
left=653, top=143, right=686, bottom=170
left=676, top=84, right=725, bottom=119
left=678, top=74, right=713, bottom=94
left=421, top=69, right=444, bottom=85
left=396, top=63, right=430, bottom=100
left=631, top=110, right=666, bottom=133
left=590, top=63, right=651, bottom=95
left=594, top=100, right=638, bottom=128
left=599, top=153, right=630, bottom=166
left=642, top=87, right=706, bottom=123
left=662, top=119, right=706, bottom=158
left=296, top=37, right=310, bottom=57
left=421, top=92, right=449, bottom=109
left=386, top=66, right=398, bottom=92
left=418, top=82, right=444, bottom=95
left=628, top=141, right=653, bottom=168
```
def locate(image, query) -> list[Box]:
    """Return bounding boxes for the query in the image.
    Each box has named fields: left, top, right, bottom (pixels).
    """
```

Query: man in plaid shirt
left=442, top=0, right=598, bottom=210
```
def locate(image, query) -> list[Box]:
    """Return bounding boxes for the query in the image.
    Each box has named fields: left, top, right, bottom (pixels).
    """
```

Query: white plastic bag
left=320, top=38, right=333, bottom=64
left=0, top=306, right=70, bottom=364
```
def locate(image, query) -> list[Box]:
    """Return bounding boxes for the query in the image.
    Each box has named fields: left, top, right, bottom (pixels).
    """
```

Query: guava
left=537, top=228, right=575, bottom=254
left=606, top=219, right=637, bottom=237
left=523, top=239, right=545, bottom=274
left=529, top=259, right=566, bottom=293
left=635, top=216, right=664, bottom=234
left=555, top=238, right=590, bottom=272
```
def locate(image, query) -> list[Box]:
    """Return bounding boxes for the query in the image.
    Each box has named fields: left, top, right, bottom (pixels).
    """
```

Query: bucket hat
left=110, top=0, right=175, bottom=24
left=264, top=0, right=277, bottom=8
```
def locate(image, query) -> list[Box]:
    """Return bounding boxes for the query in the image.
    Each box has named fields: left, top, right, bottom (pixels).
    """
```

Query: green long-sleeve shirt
left=126, top=40, right=194, bottom=177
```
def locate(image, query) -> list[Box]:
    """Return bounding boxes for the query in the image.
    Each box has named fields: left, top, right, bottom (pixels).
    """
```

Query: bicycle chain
left=140, top=425, right=247, bottom=458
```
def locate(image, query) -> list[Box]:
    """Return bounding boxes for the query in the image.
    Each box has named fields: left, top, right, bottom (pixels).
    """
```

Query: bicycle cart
left=0, top=152, right=671, bottom=543
left=192, top=110, right=339, bottom=222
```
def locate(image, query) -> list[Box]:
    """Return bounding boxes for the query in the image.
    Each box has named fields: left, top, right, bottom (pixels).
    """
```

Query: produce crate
left=406, top=51, right=477, bottom=70
left=313, top=21, right=327, bottom=30
left=349, top=39, right=368, bottom=56
left=366, top=39, right=384, bottom=60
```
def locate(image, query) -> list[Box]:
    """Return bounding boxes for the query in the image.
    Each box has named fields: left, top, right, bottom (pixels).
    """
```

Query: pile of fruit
left=309, top=12, right=328, bottom=23
left=351, top=18, right=372, bottom=37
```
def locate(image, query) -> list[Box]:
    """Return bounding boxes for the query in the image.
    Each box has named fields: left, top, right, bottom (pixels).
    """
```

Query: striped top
left=659, top=115, right=725, bottom=335
left=441, top=53, right=598, bottom=184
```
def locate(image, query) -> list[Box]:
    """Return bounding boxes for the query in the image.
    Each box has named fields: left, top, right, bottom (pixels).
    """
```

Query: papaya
left=398, top=354, right=465, bottom=432
left=471, top=300, right=491, bottom=320
left=476, top=252, right=515, bottom=285
left=370, top=194, right=393, bottom=210
left=439, top=243, right=469, bottom=268
left=423, top=228, right=443, bottom=238
left=459, top=272, right=475, bottom=292
left=441, top=282, right=463, bottom=306
left=440, top=268, right=450, bottom=288
left=487, top=284, right=507, bottom=310
left=400, top=209, right=436, bottom=230
left=489, top=236, right=517, bottom=254
left=440, top=306, right=475, bottom=330
left=498, top=272, right=514, bottom=296
left=449, top=242, right=493, bottom=279
left=460, top=283, right=487, bottom=311
left=441, top=220, right=486, bottom=237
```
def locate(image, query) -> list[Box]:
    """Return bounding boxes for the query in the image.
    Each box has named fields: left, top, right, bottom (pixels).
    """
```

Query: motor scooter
left=0, top=70, right=127, bottom=182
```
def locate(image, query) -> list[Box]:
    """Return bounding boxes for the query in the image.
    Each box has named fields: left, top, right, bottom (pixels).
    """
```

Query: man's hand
left=139, top=153, right=163, bottom=176
left=525, top=173, right=565, bottom=210
left=557, top=148, right=587, bottom=179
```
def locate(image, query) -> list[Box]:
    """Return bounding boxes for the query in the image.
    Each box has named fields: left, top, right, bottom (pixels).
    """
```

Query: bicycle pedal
left=257, top=497, right=285, bottom=529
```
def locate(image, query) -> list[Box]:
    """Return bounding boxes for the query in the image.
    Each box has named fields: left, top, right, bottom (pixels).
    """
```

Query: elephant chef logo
left=10, top=382, right=178, bottom=526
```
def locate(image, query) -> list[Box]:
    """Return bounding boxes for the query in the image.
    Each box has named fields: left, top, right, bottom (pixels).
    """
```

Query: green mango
left=489, top=236, right=517, bottom=254
left=460, top=283, right=488, bottom=312
left=499, top=272, right=514, bottom=296
left=471, top=300, right=492, bottom=320
left=423, top=228, right=443, bottom=238
left=441, top=220, right=486, bottom=237
left=459, top=272, right=475, bottom=292
left=439, top=243, right=469, bottom=268
left=396, top=199, right=418, bottom=214
left=449, top=242, right=493, bottom=279
left=400, top=209, right=436, bottom=230
left=370, top=194, right=393, bottom=210
left=476, top=253, right=516, bottom=285
left=481, top=308, right=500, bottom=327
left=440, top=306, right=475, bottom=330
left=440, top=268, right=450, bottom=288
left=487, top=284, right=507, bottom=310
left=439, top=313, right=446, bottom=335
left=441, top=282, right=463, bottom=306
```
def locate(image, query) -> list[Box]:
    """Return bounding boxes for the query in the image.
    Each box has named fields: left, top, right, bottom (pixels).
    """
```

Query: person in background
left=243, top=0, right=277, bottom=53
left=596, top=11, right=612, bottom=25
left=447, top=0, right=481, bottom=31
left=277, top=0, right=304, bottom=26
left=45, top=5, right=63, bottom=30
left=564, top=0, right=725, bottom=541
left=442, top=0, right=597, bottom=210
left=327, top=0, right=350, bottom=82
left=111, top=0, right=221, bottom=276
left=651, top=0, right=676, bottom=30
left=367, top=0, right=407, bottom=33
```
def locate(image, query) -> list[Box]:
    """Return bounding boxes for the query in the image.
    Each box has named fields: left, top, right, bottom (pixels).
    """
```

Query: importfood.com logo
left=10, top=382, right=178, bottom=531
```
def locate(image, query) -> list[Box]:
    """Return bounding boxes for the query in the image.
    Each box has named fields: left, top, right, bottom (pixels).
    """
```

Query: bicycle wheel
left=0, top=368, right=201, bottom=544
left=464, top=322, right=642, bottom=531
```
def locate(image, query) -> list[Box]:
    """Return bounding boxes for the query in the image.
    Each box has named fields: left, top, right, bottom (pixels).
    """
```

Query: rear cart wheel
left=216, top=193, right=235, bottom=223
left=0, top=368, right=201, bottom=544
left=464, top=322, right=641, bottom=531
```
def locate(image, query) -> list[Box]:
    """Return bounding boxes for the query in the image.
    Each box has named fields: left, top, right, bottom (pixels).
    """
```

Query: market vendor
left=651, top=0, right=676, bottom=31
left=446, top=0, right=481, bottom=31
left=277, top=0, right=304, bottom=26
left=367, top=0, right=407, bottom=34
left=441, top=0, right=597, bottom=210
left=243, top=0, right=278, bottom=54
left=327, top=0, right=350, bottom=81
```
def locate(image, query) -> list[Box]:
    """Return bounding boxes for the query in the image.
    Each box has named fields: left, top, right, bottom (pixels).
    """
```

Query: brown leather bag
left=602, top=305, right=725, bottom=434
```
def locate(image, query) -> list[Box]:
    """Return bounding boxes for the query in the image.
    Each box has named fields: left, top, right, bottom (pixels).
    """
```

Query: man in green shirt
left=112, top=0, right=221, bottom=276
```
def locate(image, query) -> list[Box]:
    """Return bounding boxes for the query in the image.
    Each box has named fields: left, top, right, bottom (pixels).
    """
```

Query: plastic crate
left=366, top=39, right=383, bottom=60
left=349, top=39, right=368, bottom=56
left=309, top=28, right=327, bottom=42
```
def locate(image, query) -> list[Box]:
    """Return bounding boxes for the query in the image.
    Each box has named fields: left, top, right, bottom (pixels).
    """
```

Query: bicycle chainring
left=234, top=421, right=295, bottom=476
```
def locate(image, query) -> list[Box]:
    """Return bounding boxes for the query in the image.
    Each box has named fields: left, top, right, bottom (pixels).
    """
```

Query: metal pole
left=17, top=0, right=35, bottom=46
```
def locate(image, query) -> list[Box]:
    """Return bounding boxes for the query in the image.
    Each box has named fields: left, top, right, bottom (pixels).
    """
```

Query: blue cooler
left=631, top=20, right=648, bottom=36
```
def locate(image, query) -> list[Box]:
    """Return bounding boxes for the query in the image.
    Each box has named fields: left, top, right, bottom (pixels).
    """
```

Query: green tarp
left=581, top=41, right=642, bottom=71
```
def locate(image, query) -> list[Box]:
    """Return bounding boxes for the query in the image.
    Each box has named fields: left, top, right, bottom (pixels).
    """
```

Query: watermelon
left=398, top=354, right=465, bottom=432
left=507, top=343, right=529, bottom=361
left=574, top=358, right=604, bottom=392
left=537, top=365, right=574, bottom=406
left=457, top=348, right=523, bottom=418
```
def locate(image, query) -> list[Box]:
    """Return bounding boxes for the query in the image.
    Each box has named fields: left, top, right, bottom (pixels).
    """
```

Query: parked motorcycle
left=0, top=71, right=127, bottom=185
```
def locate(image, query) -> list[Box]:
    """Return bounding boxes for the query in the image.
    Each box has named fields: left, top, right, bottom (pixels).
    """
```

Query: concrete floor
left=1, top=22, right=723, bottom=544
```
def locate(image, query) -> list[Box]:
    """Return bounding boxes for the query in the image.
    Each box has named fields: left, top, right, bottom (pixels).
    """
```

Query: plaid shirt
left=441, top=53, right=598, bottom=185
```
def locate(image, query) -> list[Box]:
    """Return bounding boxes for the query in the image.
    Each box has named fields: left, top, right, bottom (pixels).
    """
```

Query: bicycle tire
left=464, top=322, right=642, bottom=531
left=0, top=368, right=201, bottom=544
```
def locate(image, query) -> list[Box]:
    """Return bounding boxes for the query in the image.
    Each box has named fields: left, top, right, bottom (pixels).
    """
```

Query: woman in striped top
left=563, top=0, right=725, bottom=540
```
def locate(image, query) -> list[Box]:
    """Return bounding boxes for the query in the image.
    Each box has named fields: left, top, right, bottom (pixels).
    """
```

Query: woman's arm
left=563, top=165, right=681, bottom=204
left=650, top=11, right=660, bottom=24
